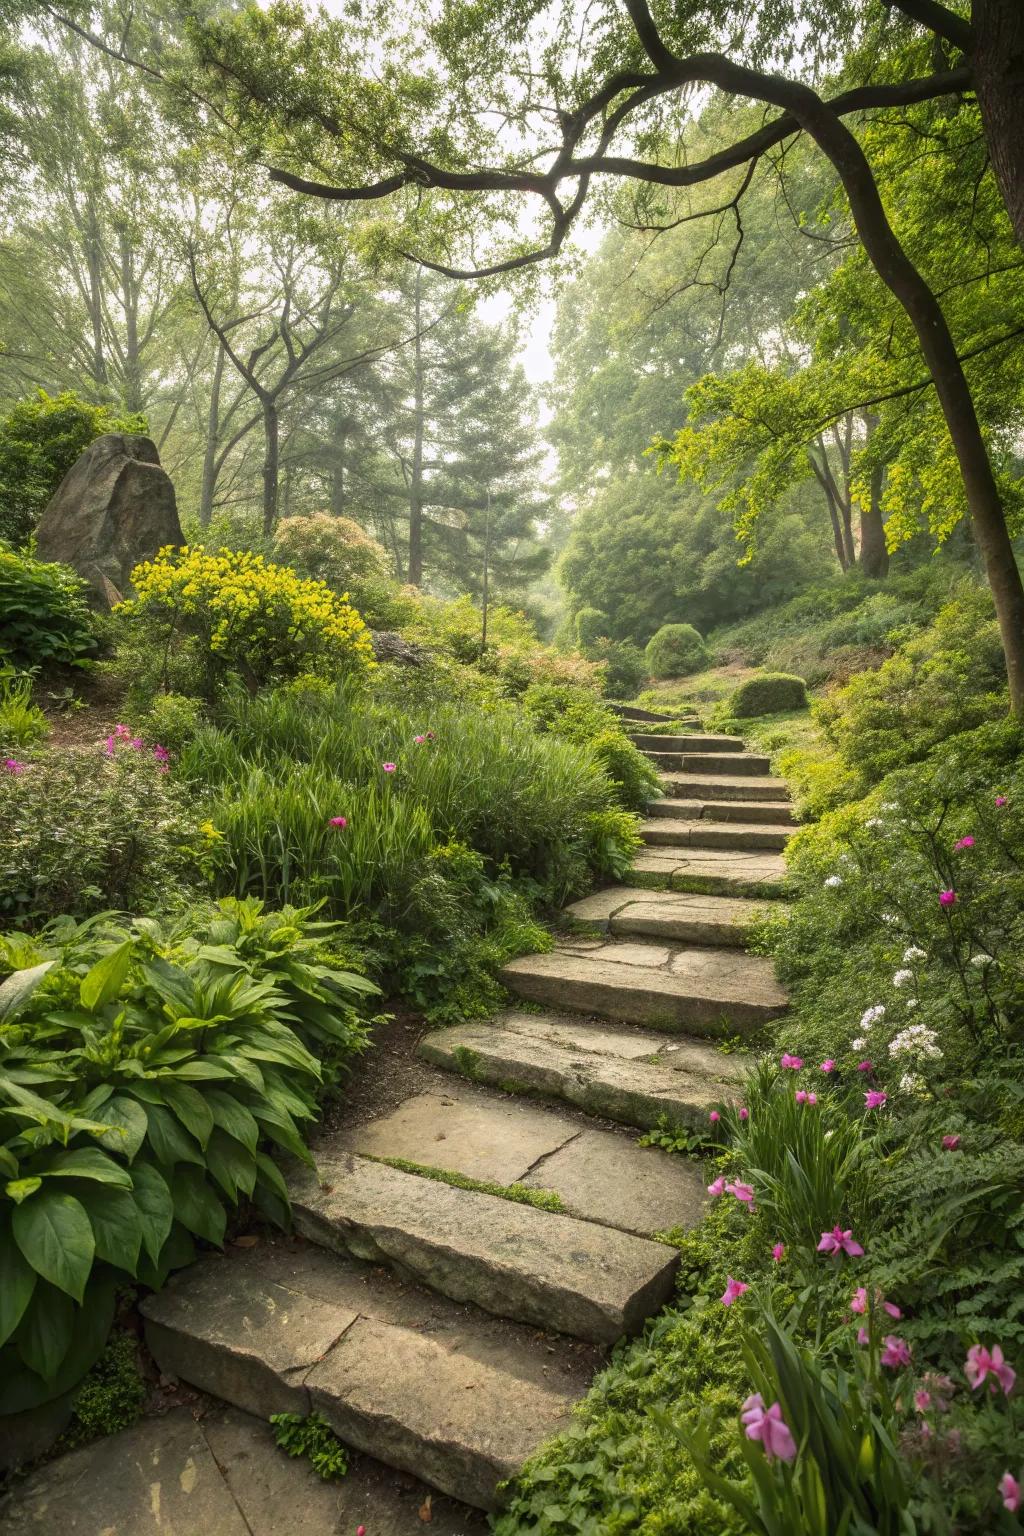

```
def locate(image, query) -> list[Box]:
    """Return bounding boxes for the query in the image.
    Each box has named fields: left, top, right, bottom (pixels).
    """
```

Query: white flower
left=851, top=1037, right=866, bottom=1051
left=865, top=817, right=883, bottom=828
left=888, top=1024, right=942, bottom=1060
left=902, top=946, right=926, bottom=964
left=859, top=1004, right=886, bottom=1029
left=899, top=1072, right=926, bottom=1095
left=824, top=875, right=843, bottom=889
left=892, top=969, right=914, bottom=988
left=880, top=802, right=898, bottom=812
left=970, top=953, right=993, bottom=968
left=905, top=998, right=918, bottom=1010
left=881, top=913, right=899, bottom=926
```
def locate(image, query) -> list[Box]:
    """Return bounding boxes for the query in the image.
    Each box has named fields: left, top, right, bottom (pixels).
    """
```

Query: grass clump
left=368, top=1156, right=565, bottom=1211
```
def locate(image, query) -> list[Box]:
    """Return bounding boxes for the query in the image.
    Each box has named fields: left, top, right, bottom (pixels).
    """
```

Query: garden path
left=2, top=720, right=794, bottom=1533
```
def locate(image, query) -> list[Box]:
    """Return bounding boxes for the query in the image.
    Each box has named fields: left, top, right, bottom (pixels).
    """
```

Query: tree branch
left=882, top=0, right=974, bottom=53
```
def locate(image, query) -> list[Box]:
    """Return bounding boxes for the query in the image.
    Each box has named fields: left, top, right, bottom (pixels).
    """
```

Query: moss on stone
left=367, top=1155, right=565, bottom=1212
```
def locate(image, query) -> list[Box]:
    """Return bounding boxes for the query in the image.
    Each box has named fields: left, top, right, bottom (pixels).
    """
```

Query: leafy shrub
left=118, top=546, right=375, bottom=698
left=136, top=692, right=204, bottom=756
left=730, top=672, right=807, bottom=718
left=0, top=899, right=373, bottom=1410
left=591, top=636, right=648, bottom=698
left=575, top=605, right=610, bottom=650
left=0, top=670, right=49, bottom=752
left=0, top=390, right=147, bottom=547
left=270, top=1411, right=349, bottom=1480
left=522, top=683, right=660, bottom=810
left=271, top=513, right=404, bottom=629
left=0, top=545, right=97, bottom=670
left=645, top=623, right=709, bottom=679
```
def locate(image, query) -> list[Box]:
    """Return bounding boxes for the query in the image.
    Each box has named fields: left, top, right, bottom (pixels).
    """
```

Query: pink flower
left=780, top=1053, right=803, bottom=1069
left=881, top=1336, right=912, bottom=1369
left=707, top=1177, right=726, bottom=1197
left=738, top=1106, right=749, bottom=1121
left=995, top=795, right=1007, bottom=808
left=741, top=1394, right=797, bottom=1463
left=153, top=744, right=170, bottom=763
left=914, top=1388, right=931, bottom=1413
left=953, top=836, right=975, bottom=851
left=864, top=1089, right=888, bottom=1110
left=965, top=1344, right=1016, bottom=1396
left=821, top=1059, right=836, bottom=1073
left=772, top=1242, right=785, bottom=1263
left=857, top=1326, right=870, bottom=1345
left=726, top=1180, right=755, bottom=1210
left=413, top=735, right=427, bottom=744
left=114, top=724, right=132, bottom=739
left=357, top=1527, right=368, bottom=1536
left=857, top=1060, right=874, bottom=1073
left=2, top=758, right=26, bottom=774
left=850, top=1287, right=868, bottom=1315
left=883, top=1300, right=902, bottom=1319
left=104, top=735, right=116, bottom=756
left=795, top=1089, right=807, bottom=1104
left=939, top=890, right=957, bottom=908
left=709, top=1110, right=720, bottom=1123
left=328, top=816, right=348, bottom=829
left=942, top=1134, right=961, bottom=1151
left=129, top=737, right=144, bottom=750
left=805, top=1092, right=818, bottom=1106
left=382, top=762, right=397, bottom=773
left=1000, top=1472, right=1020, bottom=1514
left=721, top=1276, right=748, bottom=1307
left=817, top=1225, right=865, bottom=1258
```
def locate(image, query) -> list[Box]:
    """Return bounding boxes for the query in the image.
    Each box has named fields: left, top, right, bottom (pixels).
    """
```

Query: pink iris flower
left=726, top=1180, right=755, bottom=1210
left=820, top=1059, right=836, bottom=1073
left=881, top=1336, right=912, bottom=1369
left=914, top=1388, right=931, bottom=1413
left=328, top=816, right=348, bottom=829
left=850, top=1288, right=868, bottom=1315
left=864, top=1089, right=888, bottom=1110
left=857, top=1326, right=870, bottom=1345
left=857, top=1060, right=874, bottom=1073
left=153, top=744, right=171, bottom=763
left=738, top=1106, right=749, bottom=1121
left=939, top=890, right=957, bottom=908
left=721, top=1276, right=748, bottom=1307
left=965, top=1344, right=1016, bottom=1396
left=772, top=1242, right=785, bottom=1263
left=953, top=836, right=975, bottom=851
left=805, top=1092, right=818, bottom=1106
left=942, top=1134, right=961, bottom=1150
left=1000, top=1473, right=1021, bottom=1514
left=780, top=1053, right=803, bottom=1069
left=2, top=758, right=26, bottom=774
left=382, top=762, right=397, bottom=773
left=741, top=1394, right=797, bottom=1463
left=995, top=795, right=1007, bottom=808
left=413, top=735, right=427, bottom=744
left=883, top=1300, right=902, bottom=1319
left=709, top=1110, right=720, bottom=1123
left=817, top=1225, right=864, bottom=1258
left=795, top=1090, right=807, bottom=1104
left=707, top=1177, right=726, bottom=1197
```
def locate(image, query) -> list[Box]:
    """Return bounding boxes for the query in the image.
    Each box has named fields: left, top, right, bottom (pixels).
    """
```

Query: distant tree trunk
left=408, top=267, right=425, bottom=586
left=261, top=397, right=279, bottom=537
left=330, top=411, right=348, bottom=515
left=809, top=439, right=851, bottom=571
left=84, top=201, right=107, bottom=391
left=974, top=0, right=1024, bottom=250
left=859, top=413, right=889, bottom=578
left=199, top=343, right=225, bottom=528
left=118, top=233, right=143, bottom=414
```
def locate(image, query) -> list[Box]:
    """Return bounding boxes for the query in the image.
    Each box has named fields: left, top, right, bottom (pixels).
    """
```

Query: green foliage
left=269, top=1411, right=349, bottom=1481
left=0, top=545, right=98, bottom=670
left=370, top=1155, right=564, bottom=1211
left=0, top=899, right=373, bottom=1408
left=0, top=669, right=49, bottom=752
left=645, top=623, right=709, bottom=680
left=574, top=606, right=609, bottom=650
left=271, top=513, right=404, bottom=629
left=522, top=683, right=660, bottom=811
left=729, top=673, right=807, bottom=719
left=0, top=391, right=147, bottom=548
left=63, top=1330, right=146, bottom=1445
left=591, top=637, right=648, bottom=699
left=136, top=693, right=204, bottom=756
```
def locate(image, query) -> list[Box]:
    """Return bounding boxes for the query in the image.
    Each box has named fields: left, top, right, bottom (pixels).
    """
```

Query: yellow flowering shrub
left=121, top=546, right=375, bottom=693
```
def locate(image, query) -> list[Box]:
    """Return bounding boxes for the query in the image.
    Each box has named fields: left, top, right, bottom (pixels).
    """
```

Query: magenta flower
left=104, top=735, right=116, bottom=756
left=795, top=1089, right=807, bottom=1104
left=881, top=1335, right=912, bottom=1370
left=709, top=1110, right=720, bottom=1124
left=914, top=1388, right=931, bottom=1414
left=741, top=1394, right=797, bottom=1463
left=857, top=1060, right=874, bottom=1073
left=1000, top=1472, right=1020, bottom=1514
left=328, top=816, right=348, bottom=829
left=850, top=1287, right=868, bottom=1315
left=883, top=1300, right=902, bottom=1319
left=965, top=1344, right=1016, bottom=1396
left=413, top=735, right=427, bottom=744
left=772, top=1242, right=785, bottom=1263
left=128, top=737, right=144, bottom=750
left=939, top=890, right=957, bottom=908
left=942, top=1134, right=961, bottom=1151
left=995, top=795, right=1007, bottom=808
left=726, top=1180, right=755, bottom=1210
left=820, top=1059, right=836, bottom=1074
left=857, top=1326, right=870, bottom=1345
left=153, top=744, right=171, bottom=763
left=953, top=836, right=975, bottom=851
left=780, top=1053, right=803, bottom=1069
left=805, top=1092, right=818, bottom=1106
left=864, top=1089, right=888, bottom=1110
left=114, top=723, right=132, bottom=739
left=817, top=1225, right=864, bottom=1258
left=382, top=762, right=397, bottom=773
left=707, top=1177, right=726, bottom=1197
left=2, top=758, right=26, bottom=775
left=738, top=1106, right=749, bottom=1121
left=721, top=1276, right=749, bottom=1307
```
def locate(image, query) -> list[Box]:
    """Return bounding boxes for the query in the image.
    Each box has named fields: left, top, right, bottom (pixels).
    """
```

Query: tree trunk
left=84, top=202, right=107, bottom=391
left=408, top=267, right=425, bottom=586
left=859, top=412, right=889, bottom=579
left=119, top=233, right=143, bottom=414
left=808, top=443, right=851, bottom=570
left=974, top=0, right=1024, bottom=250
left=199, top=343, right=225, bottom=528
left=261, top=397, right=279, bottom=538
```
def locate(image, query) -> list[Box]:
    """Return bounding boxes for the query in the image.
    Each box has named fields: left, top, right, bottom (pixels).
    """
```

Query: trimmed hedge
left=730, top=671, right=807, bottom=717
left=644, top=623, right=708, bottom=679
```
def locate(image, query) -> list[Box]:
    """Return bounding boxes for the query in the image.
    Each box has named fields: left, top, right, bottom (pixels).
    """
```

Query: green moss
left=450, top=1044, right=481, bottom=1078
left=61, top=1332, right=146, bottom=1448
left=368, top=1155, right=564, bottom=1211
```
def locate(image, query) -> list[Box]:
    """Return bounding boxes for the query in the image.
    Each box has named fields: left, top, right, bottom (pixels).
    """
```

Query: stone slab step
left=648, top=796, right=796, bottom=826
left=640, top=818, right=792, bottom=852
left=628, top=733, right=744, bottom=753
left=610, top=703, right=696, bottom=724
left=501, top=938, right=787, bottom=1035
left=648, top=751, right=772, bottom=775
left=421, top=1011, right=743, bottom=1133
left=329, top=1082, right=705, bottom=1236
left=566, top=886, right=775, bottom=945
left=287, top=1153, right=678, bottom=1345
left=143, top=1243, right=594, bottom=1512
left=659, top=772, right=790, bottom=802
left=630, top=844, right=788, bottom=896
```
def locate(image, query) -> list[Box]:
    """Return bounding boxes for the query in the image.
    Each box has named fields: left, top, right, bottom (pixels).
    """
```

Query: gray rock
left=34, top=433, right=182, bottom=604
left=370, top=629, right=429, bottom=665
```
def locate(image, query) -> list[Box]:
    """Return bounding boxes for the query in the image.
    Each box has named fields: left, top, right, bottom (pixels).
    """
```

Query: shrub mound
left=730, top=671, right=807, bottom=718
left=0, top=545, right=97, bottom=669
left=644, top=622, right=708, bottom=679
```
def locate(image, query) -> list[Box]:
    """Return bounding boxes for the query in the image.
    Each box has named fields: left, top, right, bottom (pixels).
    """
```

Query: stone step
left=421, top=1011, right=744, bottom=1133
left=659, top=772, right=791, bottom=802
left=566, top=885, right=772, bottom=945
left=640, top=818, right=792, bottom=852
left=610, top=703, right=696, bottom=725
left=648, top=796, right=796, bottom=826
left=143, top=1243, right=595, bottom=1512
left=628, top=733, right=744, bottom=754
left=647, top=751, right=773, bottom=775
left=328, top=1082, right=706, bottom=1237
left=631, top=844, right=788, bottom=897
left=287, top=1153, right=678, bottom=1345
left=501, top=938, right=787, bottom=1035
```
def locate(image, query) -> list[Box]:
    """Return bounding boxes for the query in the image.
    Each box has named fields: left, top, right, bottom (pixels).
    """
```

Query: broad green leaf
left=76, top=1185, right=142, bottom=1276
left=128, top=1161, right=174, bottom=1266
left=90, top=1096, right=149, bottom=1162
left=205, top=1129, right=256, bottom=1201
left=206, top=1090, right=259, bottom=1153
left=0, top=961, right=55, bottom=1023
left=144, top=1104, right=203, bottom=1168
left=0, top=1230, right=36, bottom=1347
left=253, top=1103, right=313, bottom=1164
left=160, top=1082, right=214, bottom=1150
left=0, top=1279, right=115, bottom=1415
left=12, top=1191, right=95, bottom=1303
left=170, top=1167, right=226, bottom=1246
left=5, top=1177, right=42, bottom=1203
left=0, top=1146, right=18, bottom=1178
left=171, top=1061, right=237, bottom=1081
left=79, top=941, right=134, bottom=1011
left=15, top=1280, right=74, bottom=1383
left=42, top=1148, right=133, bottom=1188
left=134, top=1220, right=194, bottom=1291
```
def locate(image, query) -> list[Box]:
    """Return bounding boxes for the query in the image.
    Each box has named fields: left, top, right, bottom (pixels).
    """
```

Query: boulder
left=34, top=433, right=183, bottom=605
left=370, top=629, right=428, bottom=667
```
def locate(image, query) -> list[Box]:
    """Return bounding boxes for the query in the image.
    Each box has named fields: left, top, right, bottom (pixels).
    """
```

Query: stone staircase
left=138, top=717, right=792, bottom=1516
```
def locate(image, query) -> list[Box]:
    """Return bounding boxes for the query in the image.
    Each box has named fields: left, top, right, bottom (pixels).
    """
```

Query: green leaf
left=253, top=1103, right=313, bottom=1164
left=15, top=1280, right=74, bottom=1382
left=144, top=1104, right=203, bottom=1168
left=13, top=1190, right=95, bottom=1303
left=42, top=1147, right=133, bottom=1188
left=170, top=1167, right=226, bottom=1246
left=160, top=1082, right=214, bottom=1150
left=128, top=1161, right=174, bottom=1266
left=206, top=1090, right=259, bottom=1153
left=0, top=961, right=55, bottom=1022
left=79, top=940, right=134, bottom=1011
left=0, top=1278, right=115, bottom=1415
left=205, top=1129, right=256, bottom=1201
left=0, top=1228, right=36, bottom=1347
left=134, top=1220, right=194, bottom=1291
left=5, top=1177, right=42, bottom=1203
left=90, top=1095, right=149, bottom=1162
left=75, top=1185, right=142, bottom=1276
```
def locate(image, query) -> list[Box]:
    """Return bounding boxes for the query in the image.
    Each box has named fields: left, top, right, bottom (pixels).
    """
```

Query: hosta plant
left=0, top=898, right=375, bottom=1411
